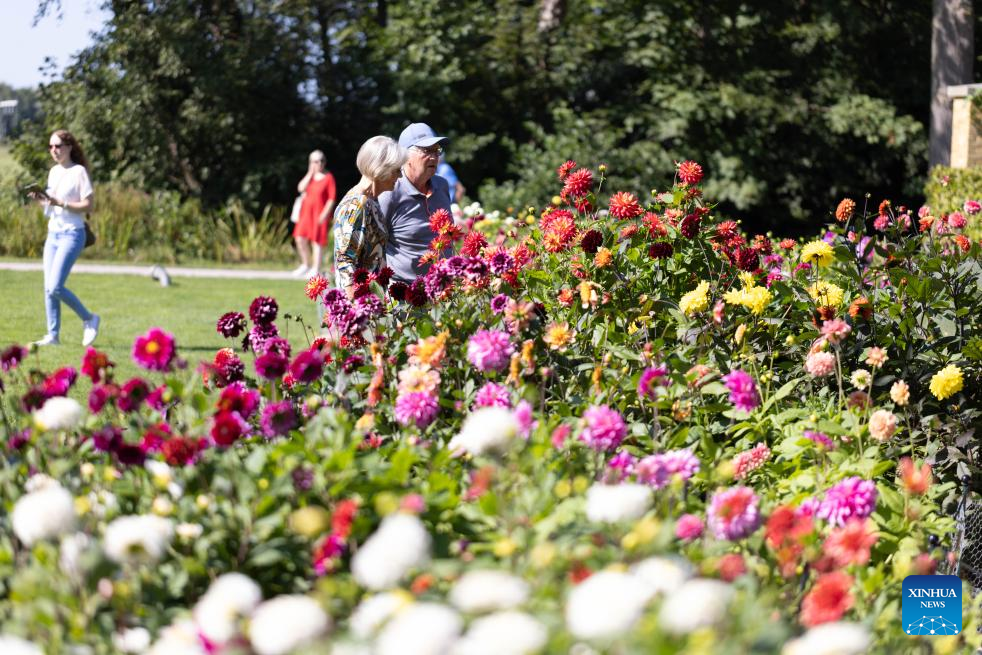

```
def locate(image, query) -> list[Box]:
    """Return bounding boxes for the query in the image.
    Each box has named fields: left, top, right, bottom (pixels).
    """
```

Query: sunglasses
left=413, top=145, right=443, bottom=156
left=49, top=143, right=66, bottom=150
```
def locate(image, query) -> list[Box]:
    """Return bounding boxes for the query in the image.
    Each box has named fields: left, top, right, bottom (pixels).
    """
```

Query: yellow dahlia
left=724, top=285, right=772, bottom=315
left=929, top=364, right=964, bottom=400
left=543, top=322, right=576, bottom=352
left=679, top=281, right=710, bottom=316
left=807, top=281, right=844, bottom=307
left=801, top=240, right=834, bottom=267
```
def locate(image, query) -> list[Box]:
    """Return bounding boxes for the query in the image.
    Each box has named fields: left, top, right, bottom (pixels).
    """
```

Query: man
left=379, top=122, right=454, bottom=283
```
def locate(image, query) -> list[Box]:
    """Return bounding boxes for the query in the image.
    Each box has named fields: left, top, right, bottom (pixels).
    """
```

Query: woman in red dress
left=292, top=150, right=337, bottom=277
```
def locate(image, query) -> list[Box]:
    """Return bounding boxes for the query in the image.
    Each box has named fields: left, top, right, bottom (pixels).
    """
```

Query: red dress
left=293, top=172, right=337, bottom=245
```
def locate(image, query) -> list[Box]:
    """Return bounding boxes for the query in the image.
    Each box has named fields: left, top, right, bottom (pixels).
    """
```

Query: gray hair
left=356, top=136, right=406, bottom=181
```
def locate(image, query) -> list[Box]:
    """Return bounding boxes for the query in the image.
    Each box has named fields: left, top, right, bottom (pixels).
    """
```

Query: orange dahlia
left=677, top=160, right=704, bottom=185
left=608, top=191, right=642, bottom=219
left=801, top=572, right=854, bottom=627
left=835, top=198, right=856, bottom=223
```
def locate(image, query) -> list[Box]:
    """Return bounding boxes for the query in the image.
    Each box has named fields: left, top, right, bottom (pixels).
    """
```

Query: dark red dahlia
left=216, top=311, right=247, bottom=338
left=388, top=281, right=409, bottom=301
left=679, top=213, right=701, bottom=239
left=162, top=437, right=203, bottom=466
left=0, top=344, right=27, bottom=372
left=249, top=296, right=279, bottom=326
left=211, top=411, right=247, bottom=447
left=648, top=242, right=674, bottom=259
left=580, top=229, right=603, bottom=254
left=375, top=267, right=394, bottom=287
left=352, top=268, right=371, bottom=285
left=407, top=279, right=428, bottom=307
left=734, top=246, right=760, bottom=272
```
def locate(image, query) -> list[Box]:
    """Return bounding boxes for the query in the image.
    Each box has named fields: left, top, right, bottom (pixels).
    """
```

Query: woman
left=333, top=136, right=406, bottom=294
left=292, top=150, right=337, bottom=277
left=28, top=130, right=100, bottom=347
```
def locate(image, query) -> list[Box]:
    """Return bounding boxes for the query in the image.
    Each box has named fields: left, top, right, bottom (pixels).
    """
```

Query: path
left=0, top=261, right=297, bottom=280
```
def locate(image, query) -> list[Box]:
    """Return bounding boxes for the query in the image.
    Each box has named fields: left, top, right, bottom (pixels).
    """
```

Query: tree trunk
left=930, top=0, right=974, bottom=167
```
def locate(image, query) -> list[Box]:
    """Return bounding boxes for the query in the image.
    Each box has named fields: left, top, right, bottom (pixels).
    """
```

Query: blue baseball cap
left=398, top=123, right=449, bottom=149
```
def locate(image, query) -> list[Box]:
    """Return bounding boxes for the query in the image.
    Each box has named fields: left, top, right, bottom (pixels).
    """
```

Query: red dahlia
left=608, top=192, right=643, bottom=219
left=801, top=572, right=854, bottom=627
left=580, top=229, right=603, bottom=254
left=561, top=168, right=593, bottom=199
left=677, top=160, right=704, bottom=185
left=429, top=208, right=453, bottom=234
left=648, top=241, right=674, bottom=259
left=461, top=231, right=488, bottom=257
left=557, top=160, right=576, bottom=180
left=679, top=213, right=701, bottom=238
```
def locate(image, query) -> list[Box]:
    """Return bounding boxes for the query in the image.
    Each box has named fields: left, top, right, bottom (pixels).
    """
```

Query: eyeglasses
left=413, top=145, right=443, bottom=157
left=49, top=144, right=66, bottom=150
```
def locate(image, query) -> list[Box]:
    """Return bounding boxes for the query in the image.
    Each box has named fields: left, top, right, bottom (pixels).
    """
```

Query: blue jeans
left=43, top=229, right=92, bottom=339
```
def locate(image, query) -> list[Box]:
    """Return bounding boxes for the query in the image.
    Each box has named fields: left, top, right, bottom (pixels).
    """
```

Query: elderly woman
left=333, top=136, right=407, bottom=294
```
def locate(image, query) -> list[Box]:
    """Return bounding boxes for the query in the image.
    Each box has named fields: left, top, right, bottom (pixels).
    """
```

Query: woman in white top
left=27, top=130, right=100, bottom=346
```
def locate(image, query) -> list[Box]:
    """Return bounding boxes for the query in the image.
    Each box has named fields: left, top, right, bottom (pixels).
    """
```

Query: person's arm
left=298, top=162, right=317, bottom=193
left=333, top=200, right=368, bottom=294
left=318, top=174, right=337, bottom=224
left=455, top=180, right=466, bottom=202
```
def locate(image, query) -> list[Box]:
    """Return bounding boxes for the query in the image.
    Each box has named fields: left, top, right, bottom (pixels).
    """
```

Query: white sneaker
left=34, top=335, right=60, bottom=347
left=290, top=264, right=310, bottom=278
left=82, top=314, right=101, bottom=346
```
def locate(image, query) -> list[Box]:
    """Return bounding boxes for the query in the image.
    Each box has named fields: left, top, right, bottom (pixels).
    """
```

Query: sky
left=0, top=0, right=110, bottom=90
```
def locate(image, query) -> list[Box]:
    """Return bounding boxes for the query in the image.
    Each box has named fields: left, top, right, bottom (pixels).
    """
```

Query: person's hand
left=317, top=215, right=328, bottom=225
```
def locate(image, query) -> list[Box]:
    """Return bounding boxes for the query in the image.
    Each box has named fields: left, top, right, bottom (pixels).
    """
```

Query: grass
left=0, top=143, right=20, bottom=177
left=0, top=270, right=321, bottom=402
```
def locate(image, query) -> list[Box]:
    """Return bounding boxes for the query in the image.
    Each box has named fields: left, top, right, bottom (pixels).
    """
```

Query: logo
left=902, top=575, right=961, bottom=636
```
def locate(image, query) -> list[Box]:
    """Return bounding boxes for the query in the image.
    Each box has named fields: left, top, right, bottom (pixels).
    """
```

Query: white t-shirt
left=45, top=164, right=93, bottom=232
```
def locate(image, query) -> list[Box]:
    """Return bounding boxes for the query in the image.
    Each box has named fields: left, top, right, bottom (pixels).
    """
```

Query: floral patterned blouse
left=333, top=189, right=387, bottom=290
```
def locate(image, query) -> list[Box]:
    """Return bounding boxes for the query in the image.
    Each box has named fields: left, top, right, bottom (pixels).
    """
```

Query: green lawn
left=0, top=270, right=321, bottom=400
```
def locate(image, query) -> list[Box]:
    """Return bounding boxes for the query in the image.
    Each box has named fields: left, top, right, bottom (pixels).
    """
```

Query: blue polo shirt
left=379, top=174, right=454, bottom=283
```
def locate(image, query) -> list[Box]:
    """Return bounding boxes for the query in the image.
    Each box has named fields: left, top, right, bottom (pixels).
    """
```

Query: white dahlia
left=12, top=480, right=76, bottom=545
left=584, top=483, right=652, bottom=523
left=565, top=571, right=652, bottom=639
left=249, top=595, right=331, bottom=655
left=452, top=610, right=547, bottom=655
left=375, top=602, right=462, bottom=655
left=658, top=578, right=733, bottom=634
left=448, top=407, right=520, bottom=456
left=449, top=570, right=530, bottom=613
left=351, top=513, right=431, bottom=590
left=103, top=514, right=174, bottom=564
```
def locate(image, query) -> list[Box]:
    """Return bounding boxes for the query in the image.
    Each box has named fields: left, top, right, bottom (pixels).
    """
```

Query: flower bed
left=2, top=160, right=982, bottom=654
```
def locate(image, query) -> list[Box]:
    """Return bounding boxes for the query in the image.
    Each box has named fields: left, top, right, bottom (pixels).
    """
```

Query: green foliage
left=925, top=165, right=982, bottom=238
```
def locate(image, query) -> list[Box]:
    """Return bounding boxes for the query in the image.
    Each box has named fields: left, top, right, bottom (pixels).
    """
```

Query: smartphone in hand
left=20, top=182, right=49, bottom=200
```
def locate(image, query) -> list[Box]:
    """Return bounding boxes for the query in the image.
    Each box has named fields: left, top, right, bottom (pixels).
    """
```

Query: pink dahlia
left=249, top=295, right=279, bottom=326
left=805, top=351, right=836, bottom=377
left=676, top=514, right=705, bottom=541
left=608, top=191, right=643, bottom=219
left=721, top=369, right=760, bottom=412
left=964, top=200, right=981, bottom=215
left=637, top=365, right=668, bottom=399
left=817, top=477, right=877, bottom=527
left=116, top=377, right=150, bottom=413
left=395, top=391, right=439, bottom=429
left=254, top=350, right=289, bottom=380
left=636, top=449, right=700, bottom=488
left=707, top=486, right=761, bottom=540
left=561, top=168, right=593, bottom=199
left=677, top=160, right=704, bottom=185
left=514, top=400, right=537, bottom=438
left=804, top=430, right=836, bottom=450
left=466, top=329, right=514, bottom=373
left=474, top=381, right=512, bottom=408
left=733, top=442, right=771, bottom=480
left=216, top=311, right=246, bottom=338
left=261, top=400, right=298, bottom=437
left=820, top=319, right=851, bottom=345
left=211, top=410, right=248, bottom=447
left=289, top=349, right=325, bottom=384
left=132, top=327, right=177, bottom=371
left=217, top=382, right=261, bottom=419
left=579, top=404, right=627, bottom=451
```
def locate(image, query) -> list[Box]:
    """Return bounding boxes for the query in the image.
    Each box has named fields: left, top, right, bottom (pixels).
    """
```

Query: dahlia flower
left=453, top=611, right=547, bottom=655
left=632, top=556, right=693, bottom=598
left=288, top=348, right=324, bottom=384
left=636, top=449, right=700, bottom=488
left=249, top=295, right=278, bottom=325
left=33, top=396, right=82, bottom=431
left=394, top=391, right=440, bottom=429
left=677, top=160, right=704, bottom=185
left=849, top=368, right=871, bottom=389
left=804, top=430, right=836, bottom=449
left=0, top=344, right=27, bottom=371
left=801, top=240, right=834, bottom=266
left=733, top=442, right=771, bottom=479
left=867, top=409, right=897, bottom=442
left=637, top=365, right=668, bottom=398
left=449, top=570, right=530, bottom=613
left=216, top=311, right=246, bottom=338
left=679, top=281, right=710, bottom=315
left=194, top=573, right=263, bottom=646
left=805, top=351, right=836, bottom=377
left=899, top=457, right=932, bottom=495
left=580, top=228, right=602, bottom=253
left=217, top=382, right=261, bottom=419
left=211, top=410, right=248, bottom=446
left=557, top=160, right=576, bottom=180
left=659, top=579, right=733, bottom=635
left=565, top=571, right=652, bottom=639
left=449, top=407, right=519, bottom=456
left=707, top=486, right=761, bottom=540
left=817, top=477, right=877, bottom=527
left=820, top=318, right=852, bottom=344
left=397, top=365, right=441, bottom=395
left=376, top=603, right=462, bottom=655
left=0, top=636, right=43, bottom=655
left=929, top=364, right=964, bottom=400
left=721, top=369, right=760, bottom=412
left=103, top=514, right=174, bottom=564
left=132, top=327, right=176, bottom=371
left=801, top=572, right=854, bottom=627
left=351, top=513, right=431, bottom=590
left=349, top=592, right=406, bottom=638
left=12, top=478, right=76, bottom=545
left=783, top=622, right=871, bottom=655
left=675, top=514, right=705, bottom=541
left=561, top=168, right=592, bottom=199
left=808, top=281, right=845, bottom=307
left=835, top=198, right=856, bottom=223
left=466, top=329, right=514, bottom=372
left=542, top=321, right=575, bottom=352
left=261, top=400, right=298, bottom=437
left=579, top=404, right=627, bottom=451
left=473, top=382, right=511, bottom=409
left=608, top=191, right=643, bottom=219
left=585, top=483, right=652, bottom=523
left=823, top=519, right=877, bottom=567
left=490, top=293, right=509, bottom=314
left=249, top=595, right=331, bottom=655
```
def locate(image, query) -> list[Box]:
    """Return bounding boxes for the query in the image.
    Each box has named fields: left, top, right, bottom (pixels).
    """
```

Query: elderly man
left=379, top=122, right=454, bottom=283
